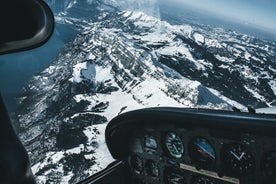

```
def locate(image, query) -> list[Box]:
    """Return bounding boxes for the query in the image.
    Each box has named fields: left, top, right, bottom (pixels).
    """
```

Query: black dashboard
left=105, top=107, right=276, bottom=184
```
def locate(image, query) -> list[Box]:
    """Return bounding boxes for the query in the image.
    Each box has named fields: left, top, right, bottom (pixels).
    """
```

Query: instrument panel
left=128, top=127, right=276, bottom=184
left=105, top=107, right=276, bottom=184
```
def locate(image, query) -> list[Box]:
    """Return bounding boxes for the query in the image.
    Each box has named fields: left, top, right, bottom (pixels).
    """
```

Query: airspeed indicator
left=165, top=132, right=184, bottom=159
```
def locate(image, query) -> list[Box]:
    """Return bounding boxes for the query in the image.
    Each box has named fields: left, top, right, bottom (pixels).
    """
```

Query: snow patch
left=269, top=81, right=276, bottom=96
left=193, top=32, right=204, bottom=44
left=86, top=53, right=96, bottom=60
left=70, top=62, right=87, bottom=83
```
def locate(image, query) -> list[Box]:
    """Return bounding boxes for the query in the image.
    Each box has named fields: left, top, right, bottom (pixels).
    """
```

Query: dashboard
left=105, top=107, right=276, bottom=184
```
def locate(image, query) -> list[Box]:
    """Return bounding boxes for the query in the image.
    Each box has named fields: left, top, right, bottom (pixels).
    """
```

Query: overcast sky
left=160, top=0, right=276, bottom=32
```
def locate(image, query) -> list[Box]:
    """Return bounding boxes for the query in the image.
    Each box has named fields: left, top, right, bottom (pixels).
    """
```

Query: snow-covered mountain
left=12, top=0, right=276, bottom=183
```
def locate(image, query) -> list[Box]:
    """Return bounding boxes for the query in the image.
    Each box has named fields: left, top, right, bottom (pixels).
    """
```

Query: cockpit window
left=0, top=0, right=275, bottom=183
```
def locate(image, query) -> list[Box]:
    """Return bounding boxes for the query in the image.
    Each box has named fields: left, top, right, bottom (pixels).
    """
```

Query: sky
left=160, top=0, right=276, bottom=32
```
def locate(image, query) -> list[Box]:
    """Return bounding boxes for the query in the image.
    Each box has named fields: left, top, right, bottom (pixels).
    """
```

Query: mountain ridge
left=12, top=1, right=276, bottom=183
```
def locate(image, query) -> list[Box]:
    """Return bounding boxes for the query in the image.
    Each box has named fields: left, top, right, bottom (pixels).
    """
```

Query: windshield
left=0, top=0, right=275, bottom=183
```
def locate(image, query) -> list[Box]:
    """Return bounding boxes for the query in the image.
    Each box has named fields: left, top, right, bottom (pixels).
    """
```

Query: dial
left=261, top=151, right=276, bottom=182
left=166, top=170, right=186, bottom=184
left=165, top=132, right=184, bottom=159
left=145, top=159, right=159, bottom=177
left=221, top=143, right=254, bottom=176
left=188, top=137, right=216, bottom=169
left=191, top=175, right=215, bottom=184
left=131, top=155, right=143, bottom=174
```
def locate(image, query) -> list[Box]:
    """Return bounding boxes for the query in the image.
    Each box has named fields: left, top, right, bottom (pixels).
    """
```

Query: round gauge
left=145, top=159, right=159, bottom=177
left=191, top=175, right=215, bottom=184
left=165, top=132, right=184, bottom=159
left=131, top=155, right=143, bottom=173
left=221, top=143, right=255, bottom=176
left=188, top=137, right=216, bottom=169
left=261, top=151, right=276, bottom=182
left=166, top=170, right=186, bottom=184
